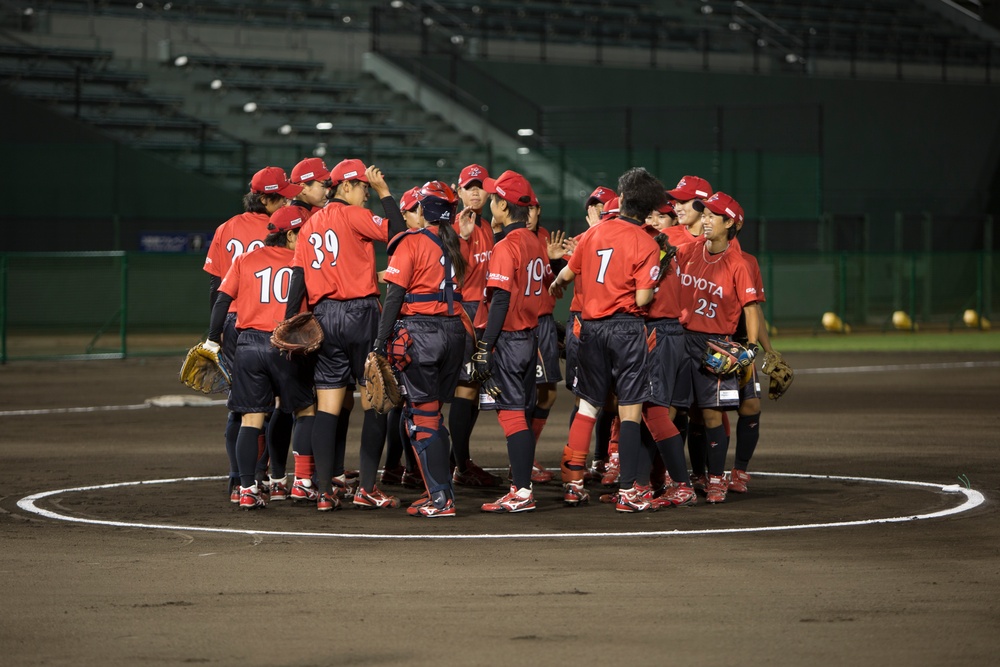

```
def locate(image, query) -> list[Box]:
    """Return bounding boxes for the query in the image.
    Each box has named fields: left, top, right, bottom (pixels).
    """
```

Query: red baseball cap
left=667, top=175, right=712, bottom=202
left=693, top=191, right=744, bottom=223
left=250, top=166, right=302, bottom=198
left=399, top=186, right=421, bottom=212
left=483, top=170, right=535, bottom=206
left=267, top=205, right=310, bottom=233
left=458, top=164, right=489, bottom=188
left=656, top=199, right=675, bottom=215
left=601, top=196, right=620, bottom=219
left=329, top=158, right=369, bottom=185
left=527, top=183, right=540, bottom=207
left=290, top=157, right=329, bottom=184
left=586, top=186, right=616, bottom=209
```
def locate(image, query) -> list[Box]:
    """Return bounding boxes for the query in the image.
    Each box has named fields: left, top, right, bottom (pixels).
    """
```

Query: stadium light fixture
left=390, top=0, right=404, bottom=7
left=516, top=147, right=530, bottom=155
left=278, top=124, right=292, bottom=136
left=210, top=79, right=223, bottom=90
left=316, top=122, right=333, bottom=130
left=314, top=143, right=327, bottom=157
left=243, top=102, right=257, bottom=113
left=517, top=128, right=535, bottom=137
left=173, top=55, right=188, bottom=67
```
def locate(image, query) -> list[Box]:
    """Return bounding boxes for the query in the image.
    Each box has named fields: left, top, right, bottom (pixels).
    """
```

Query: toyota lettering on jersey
left=291, top=200, right=389, bottom=304
left=219, top=246, right=302, bottom=332
left=675, top=241, right=758, bottom=335
left=455, top=213, right=494, bottom=308
left=474, top=227, right=546, bottom=331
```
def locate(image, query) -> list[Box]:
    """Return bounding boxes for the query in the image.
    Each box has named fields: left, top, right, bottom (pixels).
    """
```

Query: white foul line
left=796, top=360, right=1000, bottom=375
left=15, top=473, right=984, bottom=540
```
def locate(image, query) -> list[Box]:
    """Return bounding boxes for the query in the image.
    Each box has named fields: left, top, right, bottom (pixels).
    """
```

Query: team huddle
left=193, top=157, right=794, bottom=517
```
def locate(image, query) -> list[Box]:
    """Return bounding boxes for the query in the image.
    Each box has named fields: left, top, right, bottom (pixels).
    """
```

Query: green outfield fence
left=0, top=250, right=996, bottom=362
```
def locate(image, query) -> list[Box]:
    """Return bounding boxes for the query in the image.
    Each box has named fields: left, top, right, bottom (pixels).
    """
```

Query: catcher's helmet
left=419, top=180, right=458, bottom=224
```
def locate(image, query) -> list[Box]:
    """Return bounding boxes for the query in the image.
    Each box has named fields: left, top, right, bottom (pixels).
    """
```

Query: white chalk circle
left=15, top=472, right=984, bottom=540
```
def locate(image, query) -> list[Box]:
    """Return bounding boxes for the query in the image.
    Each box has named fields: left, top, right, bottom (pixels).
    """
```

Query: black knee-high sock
left=449, top=397, right=475, bottom=468
left=236, top=425, right=262, bottom=489
left=225, top=411, right=241, bottom=480
left=359, top=408, right=388, bottom=490
left=735, top=412, right=761, bottom=471
left=595, top=409, right=613, bottom=462
left=312, top=411, right=339, bottom=494
left=673, top=411, right=689, bottom=443
left=688, top=421, right=707, bottom=476
left=267, top=411, right=294, bottom=479
left=706, top=424, right=729, bottom=477
left=617, top=420, right=641, bottom=488
left=384, top=406, right=404, bottom=469
left=507, top=430, right=536, bottom=490
left=334, top=403, right=352, bottom=476
left=291, top=415, right=315, bottom=458
left=655, top=434, right=689, bottom=484
left=636, top=422, right=655, bottom=486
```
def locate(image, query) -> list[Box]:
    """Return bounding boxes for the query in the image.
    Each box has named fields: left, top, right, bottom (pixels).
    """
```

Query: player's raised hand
left=547, top=230, right=568, bottom=260
left=366, top=165, right=390, bottom=198
left=457, top=207, right=477, bottom=240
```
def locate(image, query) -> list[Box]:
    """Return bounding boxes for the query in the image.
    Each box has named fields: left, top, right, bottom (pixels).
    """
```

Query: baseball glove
left=179, top=341, right=231, bottom=394
left=270, top=312, right=323, bottom=356
left=653, top=233, right=678, bottom=282
left=702, top=338, right=754, bottom=376
left=364, top=351, right=402, bottom=414
left=761, top=351, right=794, bottom=400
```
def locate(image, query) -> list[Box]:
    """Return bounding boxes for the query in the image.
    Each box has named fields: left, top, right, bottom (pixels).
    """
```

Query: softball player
left=727, top=228, right=781, bottom=494
left=675, top=192, right=760, bottom=504
left=549, top=168, right=664, bottom=512
left=449, top=164, right=501, bottom=487
left=471, top=170, right=547, bottom=513
left=374, top=181, right=469, bottom=517
left=525, top=200, right=561, bottom=484
left=204, top=166, right=302, bottom=502
left=206, top=206, right=317, bottom=509
left=283, top=158, right=406, bottom=511
left=379, top=186, right=425, bottom=490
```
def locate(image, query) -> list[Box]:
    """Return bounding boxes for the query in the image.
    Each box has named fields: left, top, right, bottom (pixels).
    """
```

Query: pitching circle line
left=15, top=472, right=984, bottom=540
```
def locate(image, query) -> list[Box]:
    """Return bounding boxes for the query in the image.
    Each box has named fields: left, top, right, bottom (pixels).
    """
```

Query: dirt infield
left=1, top=351, right=998, bottom=666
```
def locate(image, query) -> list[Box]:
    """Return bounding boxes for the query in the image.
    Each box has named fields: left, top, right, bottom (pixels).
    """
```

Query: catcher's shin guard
left=405, top=406, right=454, bottom=509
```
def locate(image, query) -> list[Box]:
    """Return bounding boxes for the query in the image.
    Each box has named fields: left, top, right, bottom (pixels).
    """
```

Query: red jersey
left=535, top=226, right=556, bottom=316
left=474, top=225, right=546, bottom=331
left=729, top=237, right=766, bottom=301
left=566, top=217, right=660, bottom=319
left=292, top=199, right=389, bottom=304
left=664, top=224, right=701, bottom=249
left=645, top=223, right=682, bottom=320
left=675, top=240, right=759, bottom=335
left=203, top=212, right=271, bottom=278
left=455, top=214, right=494, bottom=307
left=204, top=211, right=271, bottom=314
left=219, top=246, right=302, bottom=332
left=384, top=227, right=461, bottom=316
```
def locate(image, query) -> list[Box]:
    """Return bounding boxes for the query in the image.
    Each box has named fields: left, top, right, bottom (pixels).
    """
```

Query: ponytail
left=431, top=221, right=467, bottom=287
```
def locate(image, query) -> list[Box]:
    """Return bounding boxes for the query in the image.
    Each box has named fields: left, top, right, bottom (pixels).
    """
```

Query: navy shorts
left=221, top=312, right=238, bottom=374
left=398, top=315, right=467, bottom=404
left=535, top=314, right=562, bottom=384
left=738, top=363, right=763, bottom=401
left=572, top=314, right=651, bottom=407
left=645, top=317, right=686, bottom=408
left=677, top=330, right=741, bottom=410
left=313, top=296, right=380, bottom=390
left=479, top=329, right=538, bottom=412
left=457, top=301, right=479, bottom=384
left=227, top=330, right=316, bottom=414
left=563, top=312, right=581, bottom=390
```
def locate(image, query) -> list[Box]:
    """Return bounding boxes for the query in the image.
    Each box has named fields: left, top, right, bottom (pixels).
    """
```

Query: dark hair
left=727, top=222, right=740, bottom=240
left=617, top=168, right=667, bottom=221
left=264, top=227, right=299, bottom=248
left=243, top=191, right=285, bottom=214
left=428, top=220, right=468, bottom=286
left=490, top=194, right=530, bottom=224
